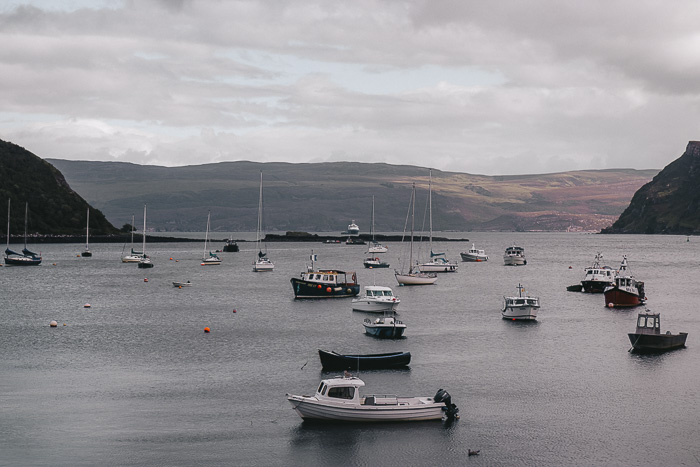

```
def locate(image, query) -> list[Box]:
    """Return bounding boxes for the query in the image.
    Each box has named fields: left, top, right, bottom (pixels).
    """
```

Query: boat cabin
left=364, top=286, right=395, bottom=298
left=584, top=267, right=613, bottom=278
left=301, top=269, right=357, bottom=285
left=316, top=376, right=365, bottom=403
left=505, top=297, right=539, bottom=308
left=635, top=312, right=661, bottom=335
left=505, top=246, right=524, bottom=256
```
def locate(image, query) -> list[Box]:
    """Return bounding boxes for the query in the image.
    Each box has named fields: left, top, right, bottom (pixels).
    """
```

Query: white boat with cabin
left=286, top=375, right=459, bottom=422
left=352, top=285, right=400, bottom=313
left=460, top=243, right=488, bottom=262
left=503, top=245, right=526, bottom=266
left=502, top=283, right=539, bottom=320
left=121, top=214, right=143, bottom=263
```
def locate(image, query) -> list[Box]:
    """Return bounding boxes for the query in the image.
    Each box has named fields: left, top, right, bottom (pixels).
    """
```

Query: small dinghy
left=318, top=349, right=411, bottom=370
left=172, top=281, right=192, bottom=287
left=628, top=310, right=688, bottom=352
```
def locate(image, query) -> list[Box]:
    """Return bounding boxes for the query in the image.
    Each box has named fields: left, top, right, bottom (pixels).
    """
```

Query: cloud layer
left=1, top=0, right=699, bottom=174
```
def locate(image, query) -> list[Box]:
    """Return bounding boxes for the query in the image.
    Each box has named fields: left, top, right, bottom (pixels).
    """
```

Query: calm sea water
left=1, top=233, right=698, bottom=466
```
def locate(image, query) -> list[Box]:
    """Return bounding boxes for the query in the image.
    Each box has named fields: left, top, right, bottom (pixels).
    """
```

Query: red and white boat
left=604, top=256, right=645, bottom=308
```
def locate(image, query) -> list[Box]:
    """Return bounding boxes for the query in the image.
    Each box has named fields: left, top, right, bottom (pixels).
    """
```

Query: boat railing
left=363, top=394, right=398, bottom=405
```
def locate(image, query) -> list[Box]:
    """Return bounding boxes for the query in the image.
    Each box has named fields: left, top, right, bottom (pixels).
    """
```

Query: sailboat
left=417, top=170, right=458, bottom=273
left=137, top=204, right=153, bottom=269
left=5, top=200, right=42, bottom=266
left=121, top=214, right=143, bottom=262
left=367, top=196, right=388, bottom=254
left=253, top=172, right=274, bottom=272
left=395, top=184, right=437, bottom=286
left=81, top=208, right=92, bottom=257
left=201, top=210, right=221, bottom=265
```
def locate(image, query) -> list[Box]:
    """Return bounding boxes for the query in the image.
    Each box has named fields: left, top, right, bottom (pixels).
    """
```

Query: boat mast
left=428, top=169, right=433, bottom=255
left=85, top=208, right=90, bottom=250
left=371, top=196, right=375, bottom=242
left=142, top=204, right=147, bottom=256
left=130, top=214, right=135, bottom=251
left=6, top=199, right=9, bottom=250
left=409, top=183, right=415, bottom=274
left=204, top=210, right=211, bottom=257
left=256, top=171, right=264, bottom=256
left=23, top=202, right=28, bottom=250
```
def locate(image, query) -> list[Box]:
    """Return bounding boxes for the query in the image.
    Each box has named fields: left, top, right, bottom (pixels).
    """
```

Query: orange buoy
left=49, top=321, right=58, bottom=327
left=84, top=303, right=91, bottom=308
left=144, top=278, right=148, bottom=282
left=176, top=260, right=179, bottom=262
left=326, top=287, right=332, bottom=293
left=317, top=284, right=322, bottom=289
left=204, top=327, right=210, bottom=333
left=608, top=303, right=614, bottom=308
left=63, top=323, right=67, bottom=326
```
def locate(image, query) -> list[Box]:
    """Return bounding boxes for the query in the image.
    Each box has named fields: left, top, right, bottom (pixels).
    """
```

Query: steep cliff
left=602, top=141, right=700, bottom=234
left=0, top=139, right=118, bottom=235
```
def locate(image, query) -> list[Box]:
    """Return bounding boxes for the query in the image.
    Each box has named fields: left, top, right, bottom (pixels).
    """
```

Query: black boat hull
left=318, top=349, right=411, bottom=370
left=291, top=278, right=360, bottom=298
left=628, top=332, right=688, bottom=352
left=581, top=280, right=611, bottom=293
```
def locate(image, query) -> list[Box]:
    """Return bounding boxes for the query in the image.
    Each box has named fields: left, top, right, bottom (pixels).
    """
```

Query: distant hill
left=0, top=140, right=118, bottom=235
left=47, top=158, right=657, bottom=233
left=602, top=141, right=700, bottom=234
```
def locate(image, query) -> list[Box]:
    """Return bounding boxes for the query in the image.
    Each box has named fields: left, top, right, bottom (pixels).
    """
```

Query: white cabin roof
left=322, top=376, right=366, bottom=389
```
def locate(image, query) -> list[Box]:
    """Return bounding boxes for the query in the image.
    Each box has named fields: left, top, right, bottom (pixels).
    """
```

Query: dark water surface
left=1, top=233, right=698, bottom=466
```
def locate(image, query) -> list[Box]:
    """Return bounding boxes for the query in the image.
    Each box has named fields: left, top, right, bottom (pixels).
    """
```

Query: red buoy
left=204, top=327, right=210, bottom=333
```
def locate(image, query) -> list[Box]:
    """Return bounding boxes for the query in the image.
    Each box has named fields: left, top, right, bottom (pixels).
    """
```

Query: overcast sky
left=1, top=0, right=699, bottom=175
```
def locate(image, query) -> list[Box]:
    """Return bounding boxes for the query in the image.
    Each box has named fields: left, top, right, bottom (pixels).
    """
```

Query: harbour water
left=1, top=232, right=699, bottom=466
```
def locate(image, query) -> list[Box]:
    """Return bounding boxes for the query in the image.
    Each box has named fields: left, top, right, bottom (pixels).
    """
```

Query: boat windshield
left=327, top=387, right=355, bottom=400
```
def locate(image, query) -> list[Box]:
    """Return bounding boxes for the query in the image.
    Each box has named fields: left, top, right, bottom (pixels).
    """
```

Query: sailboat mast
left=6, top=199, right=10, bottom=250
left=257, top=171, right=263, bottom=253
left=142, top=205, right=147, bottom=255
left=409, top=183, right=415, bottom=273
left=85, top=208, right=90, bottom=249
left=371, top=196, right=375, bottom=241
left=204, top=210, right=211, bottom=256
left=23, top=202, right=28, bottom=250
left=428, top=169, right=433, bottom=254
left=130, top=214, right=135, bottom=250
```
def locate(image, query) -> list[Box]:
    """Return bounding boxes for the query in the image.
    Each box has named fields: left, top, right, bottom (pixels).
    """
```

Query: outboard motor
left=434, top=388, right=459, bottom=419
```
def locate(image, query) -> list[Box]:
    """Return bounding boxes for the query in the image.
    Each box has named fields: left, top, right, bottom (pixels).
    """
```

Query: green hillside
left=47, top=158, right=657, bottom=233
left=0, top=140, right=118, bottom=235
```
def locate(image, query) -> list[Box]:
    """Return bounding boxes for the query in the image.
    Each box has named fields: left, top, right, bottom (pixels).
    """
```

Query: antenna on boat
left=308, top=249, right=317, bottom=272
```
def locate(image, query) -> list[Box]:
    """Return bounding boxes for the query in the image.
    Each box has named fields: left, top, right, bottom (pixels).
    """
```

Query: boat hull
left=222, top=243, right=239, bottom=252
left=4, top=256, right=42, bottom=266
left=628, top=332, right=688, bottom=351
left=460, top=253, right=487, bottom=262
left=367, top=245, right=388, bottom=253
left=253, top=261, right=274, bottom=272
left=364, top=261, right=390, bottom=269
left=287, top=396, right=444, bottom=422
left=81, top=251, right=92, bottom=257
left=581, top=280, right=612, bottom=293
left=318, top=350, right=411, bottom=370
left=363, top=324, right=406, bottom=338
left=395, top=273, right=437, bottom=286
left=291, top=278, right=360, bottom=298
left=502, top=306, right=538, bottom=320
left=503, top=256, right=526, bottom=266
left=351, top=298, right=399, bottom=313
left=604, top=288, right=643, bottom=307
left=418, top=262, right=458, bottom=273
left=137, top=261, right=154, bottom=269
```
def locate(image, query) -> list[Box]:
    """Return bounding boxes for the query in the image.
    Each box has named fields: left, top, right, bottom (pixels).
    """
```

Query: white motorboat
left=201, top=210, right=221, bottom=265
left=460, top=243, right=488, bottom=262
left=286, top=375, right=459, bottom=422
left=416, top=170, right=458, bottom=273
left=363, top=313, right=406, bottom=338
left=580, top=252, right=614, bottom=293
left=345, top=220, right=360, bottom=235
left=502, top=283, right=539, bottom=320
left=253, top=172, right=274, bottom=272
left=363, top=256, right=390, bottom=268
left=503, top=245, right=526, bottom=266
left=352, top=285, right=400, bottom=313
left=173, top=281, right=192, bottom=287
left=121, top=214, right=143, bottom=262
left=395, top=183, right=437, bottom=286
left=367, top=196, right=388, bottom=253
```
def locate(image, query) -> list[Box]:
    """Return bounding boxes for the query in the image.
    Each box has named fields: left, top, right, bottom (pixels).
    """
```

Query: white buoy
left=49, top=320, right=58, bottom=327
